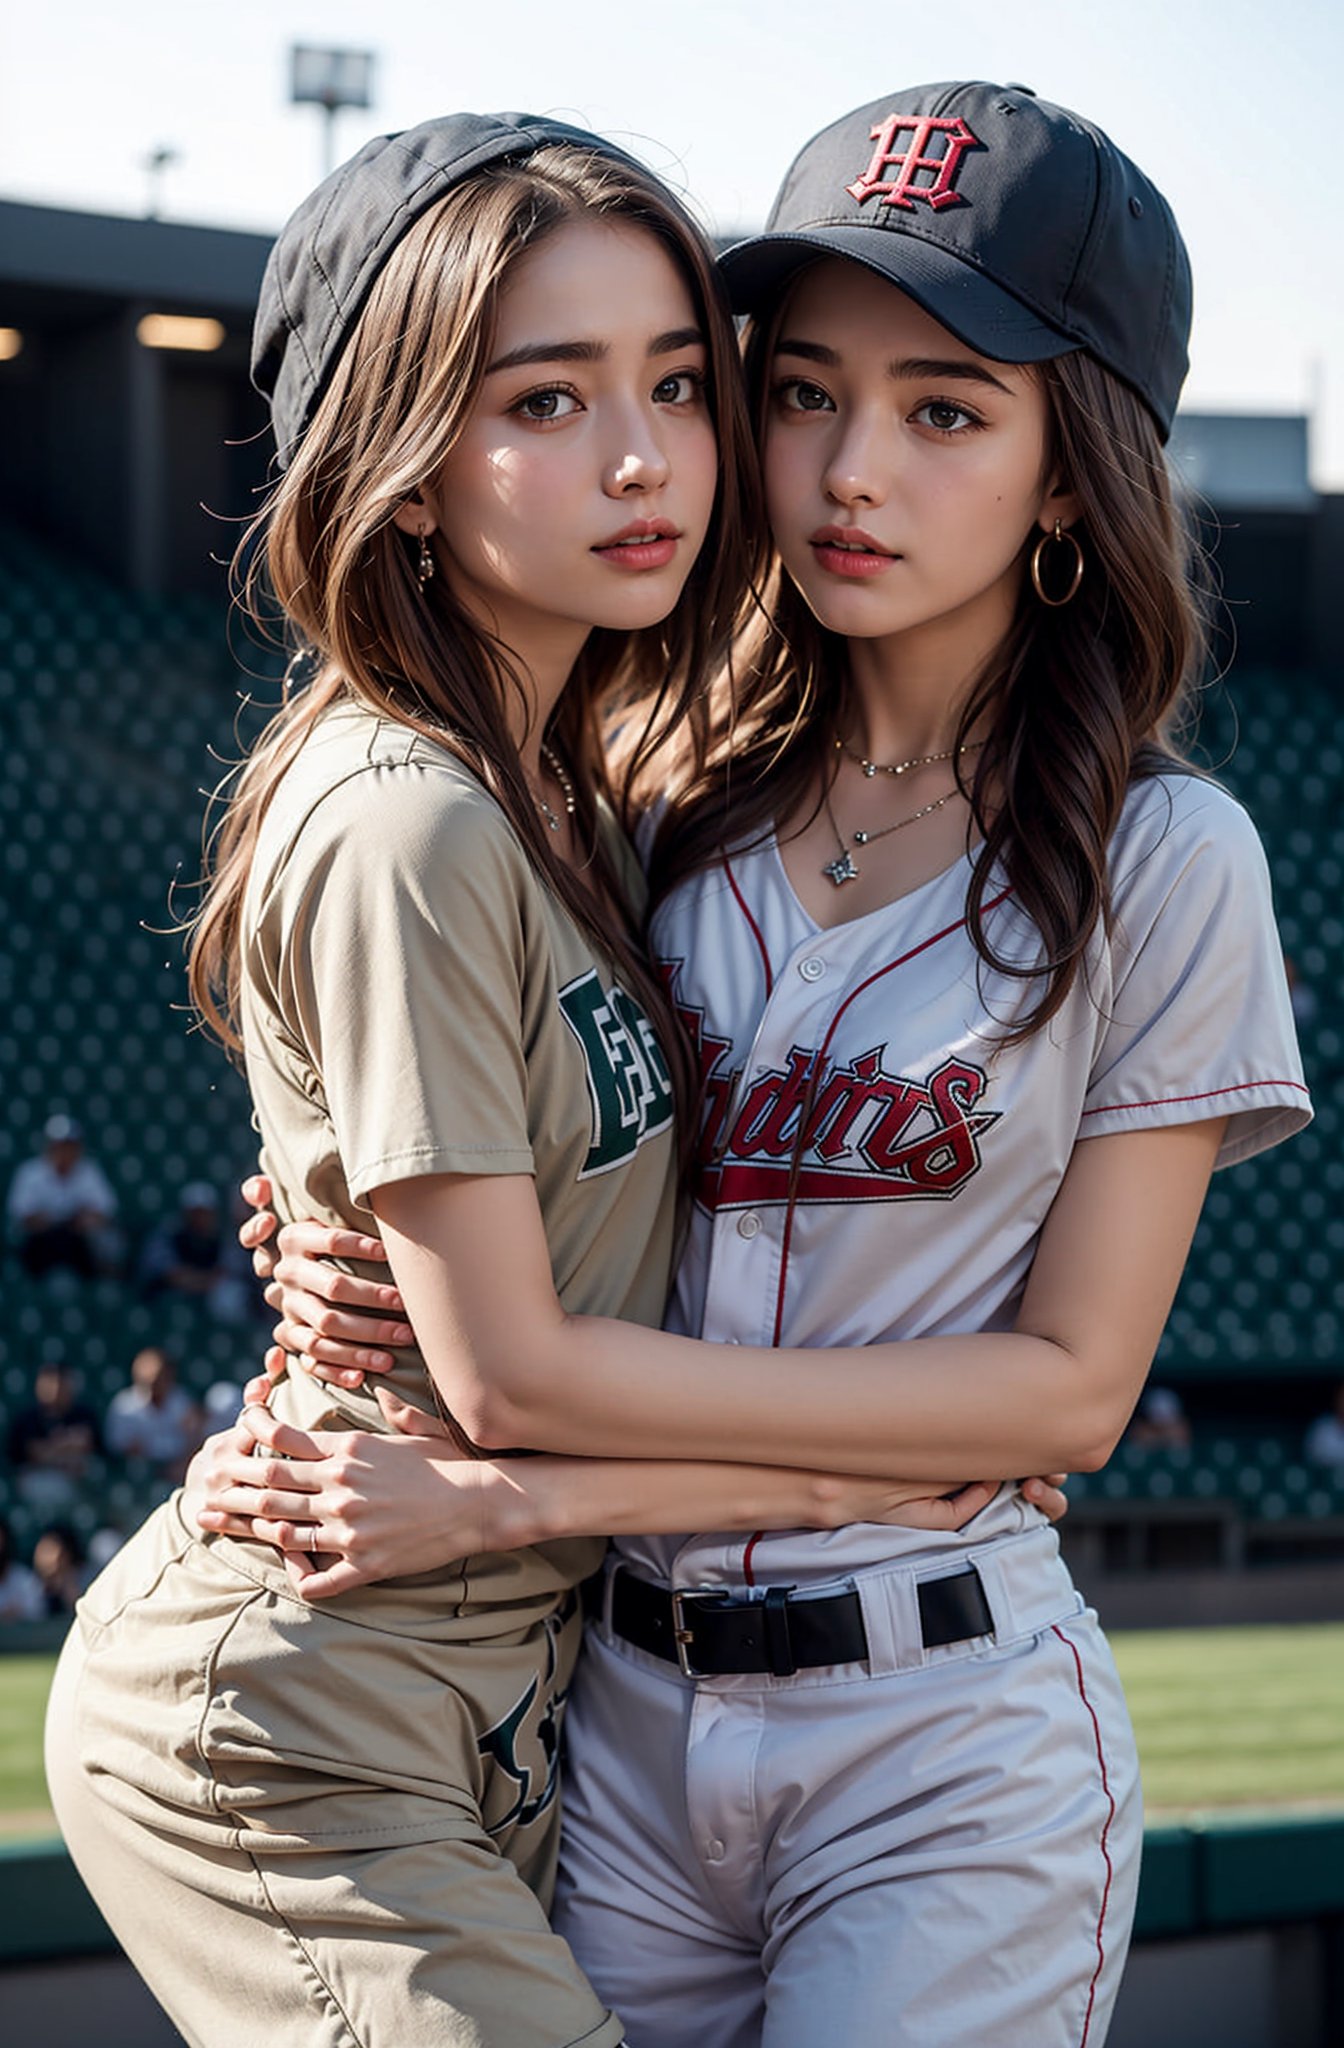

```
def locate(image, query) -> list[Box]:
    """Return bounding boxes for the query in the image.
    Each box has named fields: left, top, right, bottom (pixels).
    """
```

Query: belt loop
left=966, top=1545, right=1008, bottom=1645
left=762, top=1585, right=798, bottom=1677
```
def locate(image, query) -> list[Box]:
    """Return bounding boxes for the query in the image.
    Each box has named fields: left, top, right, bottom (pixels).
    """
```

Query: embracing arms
left=363, top=1118, right=1222, bottom=1479
left=259, top=1116, right=1222, bottom=1480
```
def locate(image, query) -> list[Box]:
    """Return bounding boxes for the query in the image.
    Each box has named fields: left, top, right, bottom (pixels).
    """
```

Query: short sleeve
left=1079, top=779, right=1312, bottom=1169
left=272, top=762, right=537, bottom=1200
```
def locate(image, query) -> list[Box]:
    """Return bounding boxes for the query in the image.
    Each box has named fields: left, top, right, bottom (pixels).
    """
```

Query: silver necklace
left=535, top=742, right=577, bottom=833
left=821, top=780, right=960, bottom=886
left=834, top=733, right=984, bottom=779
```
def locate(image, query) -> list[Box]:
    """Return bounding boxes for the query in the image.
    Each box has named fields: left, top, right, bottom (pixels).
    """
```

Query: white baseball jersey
left=618, top=770, right=1310, bottom=1592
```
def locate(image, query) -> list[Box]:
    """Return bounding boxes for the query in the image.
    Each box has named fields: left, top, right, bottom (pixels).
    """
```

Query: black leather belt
left=609, top=1564, right=992, bottom=1678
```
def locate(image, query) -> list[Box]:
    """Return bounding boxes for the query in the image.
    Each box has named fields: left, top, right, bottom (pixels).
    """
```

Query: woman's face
left=408, top=216, right=719, bottom=680
left=761, top=259, right=1075, bottom=660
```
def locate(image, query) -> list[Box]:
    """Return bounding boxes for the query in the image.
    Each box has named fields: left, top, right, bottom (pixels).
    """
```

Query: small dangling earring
left=1030, top=518, right=1084, bottom=607
left=417, top=529, right=435, bottom=592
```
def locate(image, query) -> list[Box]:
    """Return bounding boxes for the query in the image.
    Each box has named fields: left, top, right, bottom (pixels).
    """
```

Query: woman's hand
left=819, top=1471, right=1068, bottom=1531
left=194, top=1388, right=488, bottom=1597
left=1021, top=1473, right=1069, bottom=1523
left=237, top=1174, right=281, bottom=1281
left=239, top=1174, right=413, bottom=1393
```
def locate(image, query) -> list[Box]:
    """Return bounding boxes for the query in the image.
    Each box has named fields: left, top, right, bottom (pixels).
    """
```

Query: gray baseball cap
left=720, top=82, right=1192, bottom=438
left=253, top=110, right=644, bottom=468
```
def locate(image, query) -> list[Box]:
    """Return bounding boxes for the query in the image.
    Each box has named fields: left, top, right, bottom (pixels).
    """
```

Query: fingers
left=373, top=1386, right=456, bottom=1441
left=276, top=1221, right=396, bottom=1273
left=886, top=1480, right=999, bottom=1531
left=292, top=1557, right=375, bottom=1600
left=271, top=1311, right=402, bottom=1372
left=197, top=1508, right=325, bottom=1553
left=274, top=1251, right=409, bottom=1323
left=235, top=1403, right=327, bottom=1460
left=238, top=1178, right=278, bottom=1274
left=1020, top=1475, right=1070, bottom=1523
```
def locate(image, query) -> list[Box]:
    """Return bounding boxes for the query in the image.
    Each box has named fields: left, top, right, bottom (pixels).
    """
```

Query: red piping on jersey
left=741, top=1531, right=763, bottom=1589
left=770, top=888, right=1013, bottom=1346
left=724, top=856, right=774, bottom=997
left=1051, top=1624, right=1116, bottom=2047
left=1080, top=1078, right=1310, bottom=1118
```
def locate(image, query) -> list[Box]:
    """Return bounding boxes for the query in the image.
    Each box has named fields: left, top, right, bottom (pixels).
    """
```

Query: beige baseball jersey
left=239, top=698, right=679, bottom=1618
left=48, top=698, right=679, bottom=2048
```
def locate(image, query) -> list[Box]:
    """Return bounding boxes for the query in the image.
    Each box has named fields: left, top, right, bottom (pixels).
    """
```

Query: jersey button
left=736, top=1212, right=762, bottom=1240
left=799, top=955, right=826, bottom=982
left=706, top=1839, right=726, bottom=1863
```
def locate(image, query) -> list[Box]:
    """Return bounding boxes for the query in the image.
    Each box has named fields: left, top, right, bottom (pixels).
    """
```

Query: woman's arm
left=192, top=1388, right=1026, bottom=1599
left=366, top=1117, right=1222, bottom=1481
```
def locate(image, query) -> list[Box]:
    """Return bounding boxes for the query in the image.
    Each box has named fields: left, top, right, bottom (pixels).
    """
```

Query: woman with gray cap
left=47, top=108, right=967, bottom=2047
left=216, top=83, right=1308, bottom=2045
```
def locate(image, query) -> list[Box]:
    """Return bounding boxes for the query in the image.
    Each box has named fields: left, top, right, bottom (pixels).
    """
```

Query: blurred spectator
left=32, top=1523, right=87, bottom=1617
left=204, top=1379, right=249, bottom=1431
left=1283, top=953, right=1317, bottom=1028
left=88, top=1526, right=127, bottom=1573
left=7, top=1359, right=101, bottom=1512
left=0, top=1515, right=44, bottom=1624
left=1304, top=1381, right=1344, bottom=1470
left=7, top=1113, right=122, bottom=1278
left=1127, top=1384, right=1191, bottom=1451
left=140, top=1182, right=261, bottom=1323
left=105, top=1346, right=202, bottom=1480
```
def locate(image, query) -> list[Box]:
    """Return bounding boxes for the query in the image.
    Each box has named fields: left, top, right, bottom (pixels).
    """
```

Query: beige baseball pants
left=45, top=1494, right=624, bottom=2048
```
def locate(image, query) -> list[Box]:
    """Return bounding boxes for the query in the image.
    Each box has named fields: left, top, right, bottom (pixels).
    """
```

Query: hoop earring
left=417, top=530, right=435, bottom=592
left=1030, top=519, right=1084, bottom=608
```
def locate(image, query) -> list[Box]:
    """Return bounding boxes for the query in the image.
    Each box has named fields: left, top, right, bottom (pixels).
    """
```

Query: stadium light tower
left=142, top=144, right=180, bottom=220
left=290, top=45, right=376, bottom=178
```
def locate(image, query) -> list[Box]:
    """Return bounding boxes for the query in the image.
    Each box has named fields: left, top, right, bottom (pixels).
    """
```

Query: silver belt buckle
left=670, top=1588, right=702, bottom=1677
left=669, top=1588, right=734, bottom=1677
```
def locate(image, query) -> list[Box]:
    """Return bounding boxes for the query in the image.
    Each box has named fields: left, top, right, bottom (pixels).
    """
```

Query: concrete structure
left=0, top=198, right=1340, bottom=674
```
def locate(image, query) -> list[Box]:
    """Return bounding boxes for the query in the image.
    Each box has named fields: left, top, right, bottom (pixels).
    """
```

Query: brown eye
left=777, top=378, right=833, bottom=413
left=914, top=398, right=980, bottom=435
left=515, top=388, right=581, bottom=422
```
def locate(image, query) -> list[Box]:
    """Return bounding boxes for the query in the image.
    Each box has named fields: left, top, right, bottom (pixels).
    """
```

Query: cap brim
left=720, top=226, right=1082, bottom=368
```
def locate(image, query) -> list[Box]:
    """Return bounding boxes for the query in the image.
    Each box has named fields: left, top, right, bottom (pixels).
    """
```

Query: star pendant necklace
left=820, top=733, right=982, bottom=888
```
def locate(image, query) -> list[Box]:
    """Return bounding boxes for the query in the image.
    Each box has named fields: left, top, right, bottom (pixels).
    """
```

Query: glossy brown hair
left=648, top=305, right=1209, bottom=1044
left=187, top=143, right=764, bottom=1099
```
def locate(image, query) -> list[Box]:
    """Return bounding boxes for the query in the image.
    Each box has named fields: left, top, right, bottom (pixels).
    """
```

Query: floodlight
left=291, top=45, right=376, bottom=174
left=136, top=315, right=226, bottom=353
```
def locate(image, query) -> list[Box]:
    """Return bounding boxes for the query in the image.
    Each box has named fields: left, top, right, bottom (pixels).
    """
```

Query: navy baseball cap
left=720, top=82, right=1192, bottom=438
left=253, top=110, right=645, bottom=468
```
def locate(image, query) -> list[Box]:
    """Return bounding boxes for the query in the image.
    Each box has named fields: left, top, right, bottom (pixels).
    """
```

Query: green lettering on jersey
left=557, top=969, right=674, bottom=1178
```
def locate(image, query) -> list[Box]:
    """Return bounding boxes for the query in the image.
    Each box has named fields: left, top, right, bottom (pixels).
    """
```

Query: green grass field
left=3, top=1624, right=1342, bottom=1842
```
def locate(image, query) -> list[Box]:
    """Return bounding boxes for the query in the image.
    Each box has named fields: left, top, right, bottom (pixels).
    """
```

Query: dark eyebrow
left=486, top=325, right=704, bottom=376
left=486, top=339, right=606, bottom=374
left=775, top=338, right=1016, bottom=398
left=775, top=338, right=839, bottom=366
left=650, top=325, right=704, bottom=356
left=892, top=355, right=1016, bottom=396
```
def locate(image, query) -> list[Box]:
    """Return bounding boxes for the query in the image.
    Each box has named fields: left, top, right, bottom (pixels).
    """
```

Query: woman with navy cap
left=206, top=85, right=1307, bottom=2046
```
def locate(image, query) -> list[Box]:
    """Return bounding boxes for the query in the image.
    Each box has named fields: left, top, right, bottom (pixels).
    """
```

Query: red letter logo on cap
left=846, top=115, right=981, bottom=211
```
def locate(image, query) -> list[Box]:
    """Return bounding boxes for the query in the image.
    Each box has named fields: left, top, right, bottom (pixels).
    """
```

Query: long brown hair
left=649, top=318, right=1210, bottom=1045
left=188, top=144, right=763, bottom=1107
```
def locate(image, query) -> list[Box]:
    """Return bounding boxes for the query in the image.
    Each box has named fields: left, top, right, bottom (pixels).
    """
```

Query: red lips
left=809, top=525, right=900, bottom=578
left=591, top=517, right=682, bottom=571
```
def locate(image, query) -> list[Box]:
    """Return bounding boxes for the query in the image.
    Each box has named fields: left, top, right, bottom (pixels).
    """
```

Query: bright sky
left=3, top=0, right=1342, bottom=482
